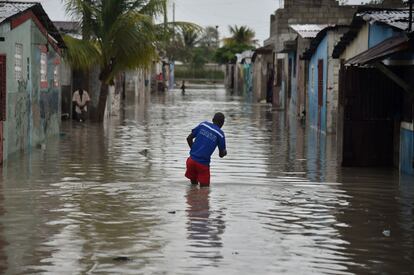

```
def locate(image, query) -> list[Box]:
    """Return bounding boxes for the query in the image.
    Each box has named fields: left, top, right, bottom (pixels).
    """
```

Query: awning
left=252, top=44, right=273, bottom=62
left=279, top=40, right=297, bottom=53
left=345, top=34, right=412, bottom=66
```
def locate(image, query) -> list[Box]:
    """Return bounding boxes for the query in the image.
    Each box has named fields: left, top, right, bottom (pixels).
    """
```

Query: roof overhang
left=279, top=40, right=297, bottom=53
left=345, top=34, right=412, bottom=66
left=302, top=26, right=349, bottom=60
left=333, top=8, right=410, bottom=59
left=252, top=44, right=273, bottom=62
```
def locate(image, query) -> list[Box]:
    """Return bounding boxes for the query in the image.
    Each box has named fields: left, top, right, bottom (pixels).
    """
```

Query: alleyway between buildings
left=0, top=86, right=413, bottom=274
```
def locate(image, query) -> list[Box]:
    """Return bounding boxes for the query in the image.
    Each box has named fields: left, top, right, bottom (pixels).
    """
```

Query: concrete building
left=301, top=26, right=349, bottom=134
left=285, top=24, right=329, bottom=118
left=332, top=8, right=414, bottom=174
left=264, top=0, right=404, bottom=110
left=0, top=2, right=65, bottom=163
left=252, top=45, right=273, bottom=103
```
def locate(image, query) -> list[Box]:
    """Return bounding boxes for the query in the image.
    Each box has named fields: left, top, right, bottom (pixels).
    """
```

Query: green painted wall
left=0, top=18, right=61, bottom=161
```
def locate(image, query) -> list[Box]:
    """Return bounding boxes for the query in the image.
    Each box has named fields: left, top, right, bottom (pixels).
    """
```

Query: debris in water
left=168, top=211, right=176, bottom=214
left=139, top=149, right=149, bottom=157
left=382, top=230, right=391, bottom=237
left=113, top=256, right=132, bottom=262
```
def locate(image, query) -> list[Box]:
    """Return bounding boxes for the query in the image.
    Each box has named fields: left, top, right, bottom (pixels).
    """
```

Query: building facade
left=0, top=2, right=64, bottom=162
left=333, top=9, right=414, bottom=174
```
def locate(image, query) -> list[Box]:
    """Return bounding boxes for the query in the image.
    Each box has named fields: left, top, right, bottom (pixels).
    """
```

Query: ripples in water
left=0, top=87, right=413, bottom=274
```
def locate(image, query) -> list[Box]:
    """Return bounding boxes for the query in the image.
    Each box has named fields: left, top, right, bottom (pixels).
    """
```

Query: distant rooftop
left=289, top=24, right=331, bottom=39
left=53, top=21, right=81, bottom=33
left=0, top=1, right=37, bottom=24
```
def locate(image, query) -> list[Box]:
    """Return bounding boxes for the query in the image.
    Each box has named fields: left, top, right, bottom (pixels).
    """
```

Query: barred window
left=14, top=43, right=23, bottom=81
left=40, top=52, right=47, bottom=83
left=53, top=65, right=59, bottom=87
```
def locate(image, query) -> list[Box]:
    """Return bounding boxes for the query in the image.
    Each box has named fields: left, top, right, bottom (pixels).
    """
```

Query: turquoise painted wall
left=308, top=35, right=328, bottom=133
left=0, top=18, right=61, bottom=161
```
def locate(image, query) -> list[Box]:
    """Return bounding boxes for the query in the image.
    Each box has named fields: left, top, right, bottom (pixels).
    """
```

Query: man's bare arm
left=187, top=133, right=195, bottom=148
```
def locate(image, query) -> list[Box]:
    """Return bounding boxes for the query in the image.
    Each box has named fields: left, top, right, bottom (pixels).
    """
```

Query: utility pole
left=409, top=0, right=413, bottom=32
left=173, top=2, right=175, bottom=26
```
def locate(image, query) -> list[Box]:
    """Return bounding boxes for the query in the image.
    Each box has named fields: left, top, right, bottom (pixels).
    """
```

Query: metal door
left=339, top=66, right=402, bottom=167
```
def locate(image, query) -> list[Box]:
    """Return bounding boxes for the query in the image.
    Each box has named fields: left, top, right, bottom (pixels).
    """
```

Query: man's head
left=212, top=112, right=225, bottom=128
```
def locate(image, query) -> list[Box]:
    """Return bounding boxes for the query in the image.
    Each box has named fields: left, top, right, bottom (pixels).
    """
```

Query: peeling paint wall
left=0, top=18, right=61, bottom=161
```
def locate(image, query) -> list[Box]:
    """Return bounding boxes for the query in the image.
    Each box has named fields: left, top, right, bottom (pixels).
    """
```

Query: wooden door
left=0, top=55, right=6, bottom=164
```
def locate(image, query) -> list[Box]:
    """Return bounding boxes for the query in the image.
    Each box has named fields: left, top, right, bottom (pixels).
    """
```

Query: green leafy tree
left=64, top=0, right=198, bottom=122
left=215, top=25, right=257, bottom=64
left=199, top=26, right=219, bottom=48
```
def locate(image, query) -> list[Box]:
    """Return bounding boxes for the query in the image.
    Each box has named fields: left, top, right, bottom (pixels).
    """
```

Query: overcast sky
left=36, top=0, right=370, bottom=44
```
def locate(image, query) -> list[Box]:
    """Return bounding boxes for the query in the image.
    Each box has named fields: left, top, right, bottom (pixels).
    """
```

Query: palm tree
left=223, top=25, right=258, bottom=47
left=64, top=0, right=197, bottom=122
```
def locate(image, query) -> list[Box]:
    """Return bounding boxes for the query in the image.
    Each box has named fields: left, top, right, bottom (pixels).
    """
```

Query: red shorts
left=185, top=157, right=210, bottom=186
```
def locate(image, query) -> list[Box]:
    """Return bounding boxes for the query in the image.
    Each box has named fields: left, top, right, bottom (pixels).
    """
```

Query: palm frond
left=62, top=35, right=101, bottom=71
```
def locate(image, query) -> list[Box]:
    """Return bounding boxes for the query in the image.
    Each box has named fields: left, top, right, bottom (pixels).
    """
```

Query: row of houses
left=0, top=1, right=165, bottom=164
left=228, top=0, right=414, bottom=175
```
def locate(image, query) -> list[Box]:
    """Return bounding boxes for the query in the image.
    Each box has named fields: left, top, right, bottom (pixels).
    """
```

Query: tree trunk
left=96, top=81, right=109, bottom=122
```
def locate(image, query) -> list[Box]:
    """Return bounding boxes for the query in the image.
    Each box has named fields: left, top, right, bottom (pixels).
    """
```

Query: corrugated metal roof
left=359, top=9, right=410, bottom=30
left=289, top=24, right=331, bottom=39
left=333, top=8, right=411, bottom=59
left=0, top=1, right=37, bottom=24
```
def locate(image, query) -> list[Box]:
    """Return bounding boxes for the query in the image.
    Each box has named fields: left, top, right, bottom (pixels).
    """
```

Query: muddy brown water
left=0, top=87, right=413, bottom=274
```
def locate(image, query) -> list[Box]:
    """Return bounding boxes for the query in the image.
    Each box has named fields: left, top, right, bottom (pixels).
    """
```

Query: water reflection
left=186, top=186, right=225, bottom=264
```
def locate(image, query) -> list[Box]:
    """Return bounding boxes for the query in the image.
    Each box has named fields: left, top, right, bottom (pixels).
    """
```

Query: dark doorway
left=339, top=66, right=403, bottom=167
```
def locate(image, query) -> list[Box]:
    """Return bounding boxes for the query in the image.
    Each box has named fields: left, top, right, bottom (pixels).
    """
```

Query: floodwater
left=0, top=86, right=413, bottom=274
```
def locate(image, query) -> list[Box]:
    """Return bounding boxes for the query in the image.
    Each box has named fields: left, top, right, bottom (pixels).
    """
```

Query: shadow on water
left=0, top=86, right=412, bottom=274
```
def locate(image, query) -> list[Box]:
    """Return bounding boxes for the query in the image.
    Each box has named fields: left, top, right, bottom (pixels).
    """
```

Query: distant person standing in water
left=72, top=88, right=90, bottom=122
left=181, top=80, right=186, bottom=95
left=185, top=113, right=227, bottom=187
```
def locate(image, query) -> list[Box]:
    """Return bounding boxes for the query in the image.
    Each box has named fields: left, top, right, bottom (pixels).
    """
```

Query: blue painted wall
left=369, top=24, right=399, bottom=48
left=400, top=127, right=414, bottom=175
left=308, top=35, right=328, bottom=133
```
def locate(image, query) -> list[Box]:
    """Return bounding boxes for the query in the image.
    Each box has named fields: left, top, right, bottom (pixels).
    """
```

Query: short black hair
left=213, top=112, right=225, bottom=126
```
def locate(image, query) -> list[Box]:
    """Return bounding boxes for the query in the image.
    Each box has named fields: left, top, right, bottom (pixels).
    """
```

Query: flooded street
left=0, top=86, right=413, bottom=274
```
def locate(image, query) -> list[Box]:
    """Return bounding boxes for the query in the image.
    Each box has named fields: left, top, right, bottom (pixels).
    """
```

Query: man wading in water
left=185, top=113, right=227, bottom=187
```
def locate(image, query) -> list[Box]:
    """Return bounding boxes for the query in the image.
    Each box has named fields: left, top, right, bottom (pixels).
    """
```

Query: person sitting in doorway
left=72, top=88, right=90, bottom=122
